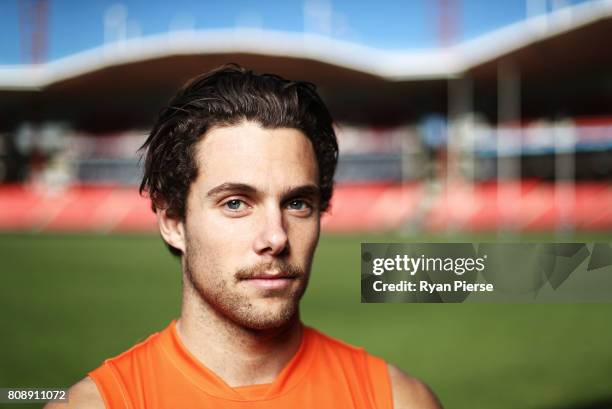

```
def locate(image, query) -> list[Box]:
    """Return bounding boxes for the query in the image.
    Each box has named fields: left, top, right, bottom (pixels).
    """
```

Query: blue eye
left=225, top=199, right=244, bottom=211
left=288, top=199, right=308, bottom=210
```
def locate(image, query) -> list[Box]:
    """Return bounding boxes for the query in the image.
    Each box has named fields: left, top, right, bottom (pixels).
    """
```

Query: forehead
left=193, top=121, right=318, bottom=190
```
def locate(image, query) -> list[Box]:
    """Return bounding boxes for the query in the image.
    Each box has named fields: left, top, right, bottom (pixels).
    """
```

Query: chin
left=231, top=300, right=298, bottom=331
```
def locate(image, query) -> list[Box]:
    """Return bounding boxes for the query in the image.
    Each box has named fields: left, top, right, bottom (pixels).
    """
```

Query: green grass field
left=1, top=232, right=612, bottom=409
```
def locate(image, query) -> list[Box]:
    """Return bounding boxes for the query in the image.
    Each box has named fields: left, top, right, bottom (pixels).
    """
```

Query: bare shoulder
left=387, top=363, right=443, bottom=409
left=44, top=377, right=105, bottom=409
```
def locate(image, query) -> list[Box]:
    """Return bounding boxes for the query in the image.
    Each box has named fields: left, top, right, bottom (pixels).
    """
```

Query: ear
left=156, top=208, right=186, bottom=253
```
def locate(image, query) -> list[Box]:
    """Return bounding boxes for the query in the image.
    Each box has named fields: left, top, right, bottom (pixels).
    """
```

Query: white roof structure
left=1, top=0, right=612, bottom=90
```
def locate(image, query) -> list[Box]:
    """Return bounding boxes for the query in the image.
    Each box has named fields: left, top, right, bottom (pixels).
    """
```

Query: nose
left=253, top=206, right=289, bottom=257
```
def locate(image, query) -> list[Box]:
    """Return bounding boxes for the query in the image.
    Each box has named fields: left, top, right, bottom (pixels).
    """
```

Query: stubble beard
left=183, top=243, right=310, bottom=331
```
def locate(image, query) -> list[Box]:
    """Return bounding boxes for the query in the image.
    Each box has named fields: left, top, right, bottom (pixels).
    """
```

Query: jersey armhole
left=88, top=363, right=130, bottom=409
left=365, top=355, right=394, bottom=409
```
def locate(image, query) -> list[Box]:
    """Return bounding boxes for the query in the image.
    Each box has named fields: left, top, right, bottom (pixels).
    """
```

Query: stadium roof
left=1, top=0, right=611, bottom=127
left=1, top=0, right=611, bottom=90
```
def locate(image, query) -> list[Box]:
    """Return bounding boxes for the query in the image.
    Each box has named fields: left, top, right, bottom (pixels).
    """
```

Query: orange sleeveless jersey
left=88, top=321, right=393, bottom=409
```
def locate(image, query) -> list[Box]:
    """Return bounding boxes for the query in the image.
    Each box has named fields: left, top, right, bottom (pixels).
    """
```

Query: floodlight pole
left=554, top=120, right=576, bottom=237
left=447, top=75, right=475, bottom=235
left=18, top=0, right=48, bottom=64
left=497, top=60, right=521, bottom=236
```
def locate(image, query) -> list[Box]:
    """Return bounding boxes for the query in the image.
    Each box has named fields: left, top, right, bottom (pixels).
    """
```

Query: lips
left=235, top=263, right=304, bottom=291
left=240, top=271, right=298, bottom=290
left=244, top=277, right=295, bottom=290
left=249, top=271, right=297, bottom=279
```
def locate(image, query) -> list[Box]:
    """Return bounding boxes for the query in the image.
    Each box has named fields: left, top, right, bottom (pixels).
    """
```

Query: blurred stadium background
left=0, top=1, right=611, bottom=408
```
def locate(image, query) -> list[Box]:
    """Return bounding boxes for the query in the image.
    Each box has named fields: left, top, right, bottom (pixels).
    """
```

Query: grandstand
left=0, top=0, right=610, bottom=234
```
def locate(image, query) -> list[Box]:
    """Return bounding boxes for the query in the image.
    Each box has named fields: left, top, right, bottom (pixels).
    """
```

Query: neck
left=176, top=274, right=304, bottom=387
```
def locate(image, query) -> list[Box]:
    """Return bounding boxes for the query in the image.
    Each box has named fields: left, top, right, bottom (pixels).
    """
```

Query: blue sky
left=0, top=0, right=589, bottom=64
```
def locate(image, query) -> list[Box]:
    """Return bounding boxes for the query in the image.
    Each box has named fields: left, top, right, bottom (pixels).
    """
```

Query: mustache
left=234, top=261, right=305, bottom=280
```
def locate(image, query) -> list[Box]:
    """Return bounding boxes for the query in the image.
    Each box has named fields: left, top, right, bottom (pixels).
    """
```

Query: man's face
left=182, top=121, right=321, bottom=330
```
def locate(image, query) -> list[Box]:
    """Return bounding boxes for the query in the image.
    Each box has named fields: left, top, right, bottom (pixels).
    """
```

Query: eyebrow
left=206, top=183, right=258, bottom=198
left=280, top=185, right=321, bottom=203
left=205, top=182, right=321, bottom=203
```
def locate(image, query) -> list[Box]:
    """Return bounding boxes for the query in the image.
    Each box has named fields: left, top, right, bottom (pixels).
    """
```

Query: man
left=47, top=64, right=441, bottom=409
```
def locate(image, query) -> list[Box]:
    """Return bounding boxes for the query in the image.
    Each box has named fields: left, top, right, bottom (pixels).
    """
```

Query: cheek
left=288, top=218, right=320, bottom=257
left=190, top=213, right=254, bottom=256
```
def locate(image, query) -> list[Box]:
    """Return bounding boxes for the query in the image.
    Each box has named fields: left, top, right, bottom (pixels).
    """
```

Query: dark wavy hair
left=139, top=63, right=338, bottom=256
